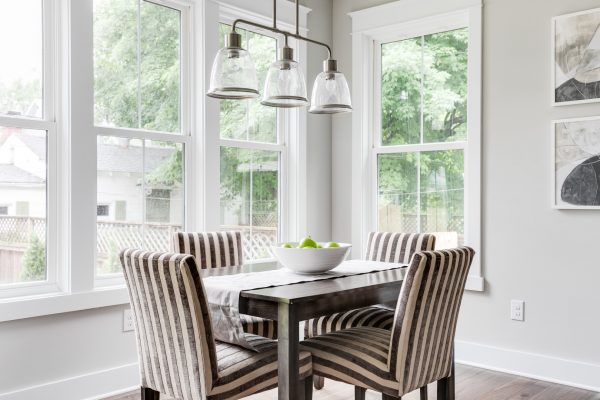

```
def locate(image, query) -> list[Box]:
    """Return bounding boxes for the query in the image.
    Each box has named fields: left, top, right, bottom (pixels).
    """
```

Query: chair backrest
left=172, top=231, right=244, bottom=268
left=120, top=249, right=218, bottom=400
left=388, top=247, right=474, bottom=396
left=364, top=232, right=436, bottom=263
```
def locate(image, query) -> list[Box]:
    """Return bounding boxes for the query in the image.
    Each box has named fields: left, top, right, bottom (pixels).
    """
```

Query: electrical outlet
left=123, top=308, right=135, bottom=332
left=511, top=300, right=524, bottom=321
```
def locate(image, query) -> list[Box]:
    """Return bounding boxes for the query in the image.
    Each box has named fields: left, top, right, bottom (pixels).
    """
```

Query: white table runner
left=202, top=260, right=406, bottom=350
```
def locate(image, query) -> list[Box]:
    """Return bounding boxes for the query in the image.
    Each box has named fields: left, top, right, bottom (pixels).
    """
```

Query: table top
left=199, top=261, right=407, bottom=305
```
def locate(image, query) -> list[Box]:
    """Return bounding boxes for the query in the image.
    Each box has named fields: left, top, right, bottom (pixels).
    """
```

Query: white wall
left=332, top=0, right=600, bottom=390
left=303, top=0, right=333, bottom=242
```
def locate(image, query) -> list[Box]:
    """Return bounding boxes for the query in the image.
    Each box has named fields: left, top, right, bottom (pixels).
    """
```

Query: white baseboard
left=0, top=363, right=139, bottom=400
left=455, top=340, right=600, bottom=393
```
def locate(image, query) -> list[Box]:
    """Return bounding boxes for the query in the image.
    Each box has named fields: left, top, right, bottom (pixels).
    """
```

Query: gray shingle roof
left=0, top=164, right=44, bottom=184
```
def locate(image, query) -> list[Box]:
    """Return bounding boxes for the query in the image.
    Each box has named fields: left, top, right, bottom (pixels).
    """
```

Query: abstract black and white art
left=553, top=117, right=600, bottom=209
left=553, top=8, right=600, bottom=105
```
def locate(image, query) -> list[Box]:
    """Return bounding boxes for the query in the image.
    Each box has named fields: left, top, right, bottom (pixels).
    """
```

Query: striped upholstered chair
left=306, top=232, right=436, bottom=389
left=120, top=249, right=313, bottom=400
left=173, top=231, right=277, bottom=339
left=302, top=247, right=474, bottom=400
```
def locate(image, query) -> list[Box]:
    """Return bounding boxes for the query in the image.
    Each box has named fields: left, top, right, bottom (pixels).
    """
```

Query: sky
left=0, top=0, right=43, bottom=83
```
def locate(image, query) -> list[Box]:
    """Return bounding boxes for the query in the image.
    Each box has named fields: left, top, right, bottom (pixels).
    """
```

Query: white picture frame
left=552, top=116, right=600, bottom=209
left=552, top=7, right=600, bottom=106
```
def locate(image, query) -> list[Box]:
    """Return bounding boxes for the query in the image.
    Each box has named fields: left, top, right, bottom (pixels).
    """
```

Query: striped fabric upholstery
left=173, top=231, right=244, bottom=269
left=364, top=232, right=436, bottom=263
left=304, top=232, right=436, bottom=340
left=302, top=247, right=474, bottom=397
left=120, top=249, right=311, bottom=400
left=173, top=231, right=277, bottom=340
left=390, top=247, right=474, bottom=395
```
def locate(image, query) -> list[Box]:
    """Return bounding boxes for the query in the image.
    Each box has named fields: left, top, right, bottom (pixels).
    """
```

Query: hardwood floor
left=104, top=365, right=600, bottom=400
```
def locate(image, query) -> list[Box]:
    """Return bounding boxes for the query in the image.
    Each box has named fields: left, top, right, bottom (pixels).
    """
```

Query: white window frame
left=203, top=0, right=309, bottom=257
left=350, top=0, right=484, bottom=291
left=92, top=0, right=193, bottom=287
left=0, top=0, right=60, bottom=299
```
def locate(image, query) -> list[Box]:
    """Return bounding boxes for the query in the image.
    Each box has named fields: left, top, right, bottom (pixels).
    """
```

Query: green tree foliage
left=21, top=235, right=46, bottom=282
left=0, top=79, right=41, bottom=116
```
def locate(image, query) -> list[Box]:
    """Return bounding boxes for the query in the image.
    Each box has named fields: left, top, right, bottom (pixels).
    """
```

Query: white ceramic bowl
left=270, top=243, right=352, bottom=274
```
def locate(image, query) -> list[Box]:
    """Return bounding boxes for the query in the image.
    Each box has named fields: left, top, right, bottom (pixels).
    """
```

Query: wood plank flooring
left=105, top=365, right=600, bottom=400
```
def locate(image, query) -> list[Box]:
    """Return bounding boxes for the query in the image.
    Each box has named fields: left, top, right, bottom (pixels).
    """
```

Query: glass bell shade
left=207, top=33, right=259, bottom=99
left=261, top=47, right=308, bottom=108
left=309, top=60, right=352, bottom=114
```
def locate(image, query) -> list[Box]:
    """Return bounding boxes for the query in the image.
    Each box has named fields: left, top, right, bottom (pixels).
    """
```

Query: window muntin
left=0, top=127, right=47, bottom=285
left=0, top=0, right=43, bottom=118
left=376, top=27, right=468, bottom=248
left=93, top=0, right=182, bottom=133
left=381, top=28, right=468, bottom=146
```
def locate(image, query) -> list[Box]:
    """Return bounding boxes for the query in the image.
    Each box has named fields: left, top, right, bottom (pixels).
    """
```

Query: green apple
left=281, top=243, right=293, bottom=248
left=326, top=241, right=340, bottom=248
left=298, top=235, right=318, bottom=248
left=316, top=244, right=323, bottom=248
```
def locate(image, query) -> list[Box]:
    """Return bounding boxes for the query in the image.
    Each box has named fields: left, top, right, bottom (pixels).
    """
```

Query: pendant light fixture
left=207, top=0, right=352, bottom=114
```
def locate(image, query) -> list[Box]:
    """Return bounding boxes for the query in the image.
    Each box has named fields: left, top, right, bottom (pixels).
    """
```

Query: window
left=0, top=0, right=53, bottom=291
left=94, top=0, right=187, bottom=278
left=97, top=204, right=110, bottom=217
left=376, top=29, right=468, bottom=248
left=218, top=23, right=284, bottom=261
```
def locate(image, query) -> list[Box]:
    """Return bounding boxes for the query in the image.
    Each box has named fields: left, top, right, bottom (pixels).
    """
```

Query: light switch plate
left=511, top=300, right=524, bottom=321
left=123, top=308, right=134, bottom=332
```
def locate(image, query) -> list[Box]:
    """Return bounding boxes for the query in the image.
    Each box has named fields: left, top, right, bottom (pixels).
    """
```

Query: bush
left=21, top=235, right=46, bottom=282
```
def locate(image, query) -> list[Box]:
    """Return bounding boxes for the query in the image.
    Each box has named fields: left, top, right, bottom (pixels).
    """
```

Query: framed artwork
left=553, top=116, right=600, bottom=209
left=552, top=8, right=600, bottom=105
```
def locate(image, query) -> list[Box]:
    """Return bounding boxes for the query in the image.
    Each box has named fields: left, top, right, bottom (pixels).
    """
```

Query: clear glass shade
left=309, top=71, right=352, bottom=114
left=261, top=60, right=309, bottom=108
left=207, top=47, right=259, bottom=99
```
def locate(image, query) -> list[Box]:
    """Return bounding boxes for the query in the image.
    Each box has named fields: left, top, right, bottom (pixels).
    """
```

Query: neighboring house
left=0, top=129, right=182, bottom=224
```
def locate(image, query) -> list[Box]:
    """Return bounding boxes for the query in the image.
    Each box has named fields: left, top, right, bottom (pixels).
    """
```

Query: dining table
left=199, top=261, right=456, bottom=400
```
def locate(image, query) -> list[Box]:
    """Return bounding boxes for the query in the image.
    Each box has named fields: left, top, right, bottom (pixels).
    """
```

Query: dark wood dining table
left=200, top=262, right=455, bottom=400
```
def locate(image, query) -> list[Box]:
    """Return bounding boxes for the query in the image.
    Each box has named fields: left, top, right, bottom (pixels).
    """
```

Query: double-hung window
left=93, top=0, right=189, bottom=278
left=351, top=5, right=482, bottom=289
left=217, top=23, right=285, bottom=261
left=0, top=0, right=57, bottom=296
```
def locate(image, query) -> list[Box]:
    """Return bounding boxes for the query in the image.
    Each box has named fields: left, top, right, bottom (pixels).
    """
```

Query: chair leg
left=313, top=374, right=324, bottom=390
left=382, top=394, right=401, bottom=400
left=355, top=386, right=366, bottom=400
left=303, top=375, right=313, bottom=400
left=437, top=360, right=456, bottom=400
left=420, top=386, right=428, bottom=400
left=141, top=387, right=160, bottom=400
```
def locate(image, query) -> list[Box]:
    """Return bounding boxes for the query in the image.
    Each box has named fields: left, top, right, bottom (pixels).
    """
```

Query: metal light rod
left=231, top=0, right=333, bottom=59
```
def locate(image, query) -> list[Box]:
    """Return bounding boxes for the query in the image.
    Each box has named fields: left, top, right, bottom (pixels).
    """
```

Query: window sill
left=0, top=286, right=130, bottom=323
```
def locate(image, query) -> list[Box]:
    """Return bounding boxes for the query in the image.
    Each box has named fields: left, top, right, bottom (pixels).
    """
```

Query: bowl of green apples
left=270, top=236, right=352, bottom=274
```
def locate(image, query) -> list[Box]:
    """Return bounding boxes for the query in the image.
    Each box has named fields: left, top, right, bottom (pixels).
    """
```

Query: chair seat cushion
left=302, top=327, right=399, bottom=396
left=209, top=334, right=311, bottom=400
left=240, top=314, right=277, bottom=339
left=305, top=306, right=395, bottom=338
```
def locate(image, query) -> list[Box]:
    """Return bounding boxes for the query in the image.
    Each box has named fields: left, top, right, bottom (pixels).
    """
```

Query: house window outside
left=376, top=28, right=468, bottom=248
left=96, top=204, right=110, bottom=217
left=218, top=23, right=283, bottom=261
left=0, top=206, right=8, bottom=216
left=94, top=0, right=186, bottom=277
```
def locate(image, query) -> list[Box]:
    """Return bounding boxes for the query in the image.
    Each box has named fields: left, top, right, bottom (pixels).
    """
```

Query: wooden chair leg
left=313, top=375, right=324, bottom=390
left=420, top=386, right=428, bottom=400
left=141, top=387, right=160, bottom=400
left=437, top=376, right=450, bottom=400
left=303, top=375, right=314, bottom=400
left=382, top=394, right=401, bottom=400
left=355, top=386, right=366, bottom=400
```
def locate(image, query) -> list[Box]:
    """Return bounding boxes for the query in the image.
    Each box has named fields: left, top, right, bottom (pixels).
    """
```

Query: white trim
left=551, top=7, right=600, bottom=107
left=0, top=363, right=139, bottom=400
left=351, top=3, right=484, bottom=291
left=455, top=340, right=600, bottom=392
left=219, top=138, right=285, bottom=152
left=0, top=286, right=129, bottom=322
left=551, top=115, right=600, bottom=210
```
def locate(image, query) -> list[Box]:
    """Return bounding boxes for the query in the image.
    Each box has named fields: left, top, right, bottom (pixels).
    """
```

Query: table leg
left=278, top=302, right=300, bottom=400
